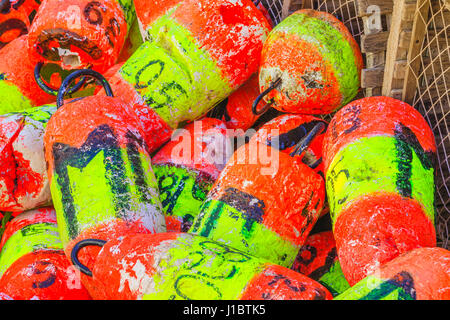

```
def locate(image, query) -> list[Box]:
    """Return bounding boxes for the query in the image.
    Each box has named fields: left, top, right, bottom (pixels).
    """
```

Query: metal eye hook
left=57, top=68, right=114, bottom=109
left=252, top=77, right=282, bottom=116
left=34, top=62, right=88, bottom=96
left=290, top=121, right=327, bottom=157
left=70, top=239, right=107, bottom=277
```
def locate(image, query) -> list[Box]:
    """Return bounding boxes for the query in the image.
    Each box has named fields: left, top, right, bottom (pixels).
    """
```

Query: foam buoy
left=0, top=207, right=91, bottom=300
left=43, top=70, right=166, bottom=292
left=255, top=9, right=363, bottom=115
left=27, top=0, right=136, bottom=73
left=69, top=232, right=333, bottom=300
left=152, top=118, right=232, bottom=232
left=0, top=104, right=56, bottom=212
left=323, top=96, right=437, bottom=285
left=102, top=0, right=271, bottom=154
left=292, top=231, right=350, bottom=296
left=208, top=74, right=262, bottom=133
left=335, top=247, right=450, bottom=300
left=0, top=35, right=55, bottom=114
left=189, top=137, right=326, bottom=268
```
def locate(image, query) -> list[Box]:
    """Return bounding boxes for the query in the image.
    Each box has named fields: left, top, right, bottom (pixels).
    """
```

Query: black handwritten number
left=145, top=81, right=188, bottom=110
left=31, top=261, right=56, bottom=289
left=0, top=18, right=27, bottom=47
left=342, top=104, right=362, bottom=135
left=105, top=18, right=120, bottom=48
left=173, top=240, right=251, bottom=299
left=134, top=60, right=165, bottom=90
left=84, top=1, right=105, bottom=25
left=327, top=162, right=350, bottom=220
left=158, top=174, right=188, bottom=216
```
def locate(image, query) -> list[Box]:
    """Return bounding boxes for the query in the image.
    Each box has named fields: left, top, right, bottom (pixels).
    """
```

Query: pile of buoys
left=0, top=0, right=447, bottom=301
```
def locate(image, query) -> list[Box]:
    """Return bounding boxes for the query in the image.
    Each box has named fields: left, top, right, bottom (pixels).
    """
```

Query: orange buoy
left=292, top=231, right=350, bottom=296
left=0, top=207, right=91, bottom=300
left=189, top=137, right=326, bottom=268
left=152, top=118, right=232, bottom=232
left=43, top=70, right=166, bottom=292
left=101, top=0, right=271, bottom=154
left=0, top=104, right=56, bottom=213
left=255, top=9, right=363, bottom=115
left=27, top=0, right=135, bottom=73
left=0, top=35, right=55, bottom=113
left=335, top=247, right=450, bottom=300
left=323, top=96, right=437, bottom=285
left=69, top=232, right=333, bottom=300
left=208, top=74, right=263, bottom=133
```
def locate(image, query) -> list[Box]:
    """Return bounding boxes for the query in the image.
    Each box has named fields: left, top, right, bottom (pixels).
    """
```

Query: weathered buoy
left=27, top=0, right=136, bottom=72
left=69, top=232, right=333, bottom=300
left=0, top=104, right=56, bottom=213
left=256, top=9, right=363, bottom=115
left=152, top=118, right=232, bottom=232
left=0, top=207, right=91, bottom=300
left=335, top=247, right=450, bottom=300
left=43, top=70, right=166, bottom=292
left=189, top=138, right=326, bottom=268
left=323, top=96, right=437, bottom=285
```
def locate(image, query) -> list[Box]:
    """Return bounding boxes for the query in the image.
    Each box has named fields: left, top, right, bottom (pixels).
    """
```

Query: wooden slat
left=361, top=31, right=389, bottom=53
left=403, top=0, right=432, bottom=104
left=382, top=0, right=409, bottom=97
left=362, top=67, right=385, bottom=87
left=356, top=0, right=393, bottom=16
left=394, top=59, right=408, bottom=79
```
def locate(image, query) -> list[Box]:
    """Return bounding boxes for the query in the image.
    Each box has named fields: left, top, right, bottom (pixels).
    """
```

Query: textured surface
left=0, top=207, right=91, bottom=300
left=259, top=9, right=363, bottom=114
left=335, top=247, right=450, bottom=300
left=28, top=0, right=134, bottom=72
left=323, top=96, right=437, bottom=285
left=88, top=232, right=332, bottom=300
left=190, top=142, right=325, bottom=267
left=0, top=105, right=56, bottom=212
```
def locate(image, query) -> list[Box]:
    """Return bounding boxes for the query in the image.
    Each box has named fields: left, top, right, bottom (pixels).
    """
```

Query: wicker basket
left=257, top=0, right=450, bottom=249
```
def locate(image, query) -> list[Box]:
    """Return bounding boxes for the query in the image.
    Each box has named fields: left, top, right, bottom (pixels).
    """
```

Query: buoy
left=335, top=247, right=450, bottom=300
left=291, top=231, right=350, bottom=297
left=27, top=0, right=136, bottom=72
left=0, top=0, right=40, bottom=48
left=208, top=74, right=263, bottom=133
left=152, top=118, right=232, bottom=232
left=0, top=35, right=55, bottom=114
left=43, top=70, right=166, bottom=292
left=0, top=104, right=56, bottom=213
left=255, top=9, right=363, bottom=115
left=323, top=96, right=437, bottom=285
left=0, top=207, right=91, bottom=300
left=69, top=232, right=333, bottom=300
left=189, top=138, right=326, bottom=268
left=101, top=0, right=271, bottom=153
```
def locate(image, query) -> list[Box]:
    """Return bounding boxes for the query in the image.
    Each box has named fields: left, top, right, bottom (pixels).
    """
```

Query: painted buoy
left=101, top=0, right=271, bottom=153
left=0, top=35, right=55, bottom=114
left=335, top=247, right=450, bottom=300
left=292, top=231, right=350, bottom=297
left=323, top=96, right=437, bottom=285
left=152, top=118, right=232, bottom=232
left=0, top=0, right=41, bottom=48
left=256, top=9, right=363, bottom=115
left=208, top=74, right=263, bottom=133
left=43, top=70, right=166, bottom=292
left=0, top=104, right=56, bottom=213
left=27, top=0, right=136, bottom=73
left=0, top=207, right=91, bottom=300
left=189, top=138, right=326, bottom=268
left=69, top=232, right=333, bottom=300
